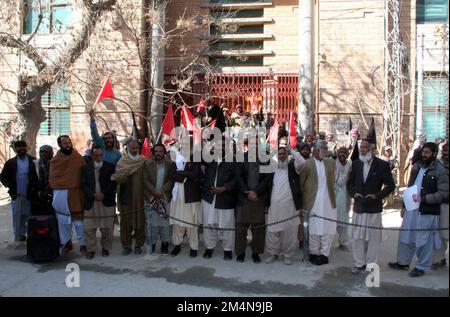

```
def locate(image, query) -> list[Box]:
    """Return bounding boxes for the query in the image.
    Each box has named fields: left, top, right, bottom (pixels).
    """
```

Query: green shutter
left=421, top=77, right=449, bottom=141
left=417, top=0, right=449, bottom=23
left=51, top=5, right=71, bottom=33
left=23, top=5, right=49, bottom=34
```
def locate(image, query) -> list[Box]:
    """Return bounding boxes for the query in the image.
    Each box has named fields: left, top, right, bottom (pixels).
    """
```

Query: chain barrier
left=39, top=199, right=448, bottom=232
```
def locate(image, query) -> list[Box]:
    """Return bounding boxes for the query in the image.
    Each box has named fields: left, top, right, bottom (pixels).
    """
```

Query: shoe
left=264, top=255, right=278, bottom=264
left=351, top=266, right=366, bottom=274
left=224, top=251, right=233, bottom=261
left=408, top=267, right=425, bottom=278
left=203, top=249, right=213, bottom=259
left=101, top=248, right=109, bottom=257
left=252, top=253, right=261, bottom=264
left=189, top=249, right=197, bottom=258
left=19, top=235, right=27, bottom=242
left=236, top=253, right=245, bottom=262
left=283, top=256, right=293, bottom=265
left=431, top=259, right=447, bottom=270
left=315, top=255, right=329, bottom=266
left=309, top=254, right=318, bottom=264
left=86, top=252, right=95, bottom=259
left=80, top=245, right=88, bottom=256
left=388, top=262, right=410, bottom=270
left=161, top=242, right=169, bottom=255
left=339, top=245, right=350, bottom=252
left=62, top=241, right=73, bottom=253
left=170, top=245, right=181, bottom=256
left=134, top=246, right=142, bottom=255
left=122, top=247, right=132, bottom=256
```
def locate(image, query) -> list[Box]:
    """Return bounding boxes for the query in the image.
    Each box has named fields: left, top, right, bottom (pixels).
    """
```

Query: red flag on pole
left=96, top=78, right=115, bottom=104
left=267, top=122, right=279, bottom=149
left=162, top=104, right=175, bottom=136
left=196, top=98, right=206, bottom=113
left=141, top=137, right=152, bottom=158
left=181, top=104, right=195, bottom=131
left=289, top=113, right=297, bottom=148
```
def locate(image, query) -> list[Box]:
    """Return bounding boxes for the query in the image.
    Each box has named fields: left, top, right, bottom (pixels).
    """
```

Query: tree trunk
left=139, top=0, right=152, bottom=139
left=13, top=83, right=50, bottom=157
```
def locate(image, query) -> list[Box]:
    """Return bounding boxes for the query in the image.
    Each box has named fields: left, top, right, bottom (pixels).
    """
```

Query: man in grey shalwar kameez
left=389, top=142, right=448, bottom=277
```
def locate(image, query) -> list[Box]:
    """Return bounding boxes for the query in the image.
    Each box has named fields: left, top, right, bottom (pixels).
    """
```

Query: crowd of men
left=0, top=109, right=448, bottom=278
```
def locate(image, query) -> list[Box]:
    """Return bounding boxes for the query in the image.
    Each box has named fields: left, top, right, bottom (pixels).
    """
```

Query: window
left=209, top=56, right=264, bottom=67
left=211, top=24, right=264, bottom=35
left=210, top=41, right=264, bottom=50
left=38, top=84, right=71, bottom=136
left=419, top=76, right=449, bottom=141
left=212, top=9, right=264, bottom=19
left=23, top=0, right=72, bottom=34
left=210, top=0, right=265, bottom=3
left=416, top=0, right=449, bottom=23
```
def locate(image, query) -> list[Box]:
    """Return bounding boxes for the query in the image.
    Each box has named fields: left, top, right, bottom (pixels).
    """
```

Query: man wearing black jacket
left=201, top=146, right=237, bottom=261
left=234, top=144, right=271, bottom=264
left=347, top=138, right=395, bottom=274
left=0, top=141, right=38, bottom=241
left=81, top=146, right=117, bottom=259
left=389, top=142, right=448, bottom=277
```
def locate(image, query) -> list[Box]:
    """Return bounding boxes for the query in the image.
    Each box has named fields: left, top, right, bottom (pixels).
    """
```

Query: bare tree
left=0, top=0, right=118, bottom=155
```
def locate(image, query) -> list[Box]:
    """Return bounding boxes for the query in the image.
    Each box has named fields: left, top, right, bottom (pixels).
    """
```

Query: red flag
left=141, top=137, right=151, bottom=158
left=267, top=123, right=279, bottom=149
left=196, top=98, right=206, bottom=113
left=289, top=113, right=297, bottom=148
left=181, top=104, right=195, bottom=131
left=251, top=92, right=258, bottom=112
left=162, top=104, right=175, bottom=136
left=96, top=78, right=115, bottom=104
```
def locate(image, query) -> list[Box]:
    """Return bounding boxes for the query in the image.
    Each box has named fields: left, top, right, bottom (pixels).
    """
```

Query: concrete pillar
left=149, top=0, right=166, bottom=141
left=298, top=0, right=314, bottom=135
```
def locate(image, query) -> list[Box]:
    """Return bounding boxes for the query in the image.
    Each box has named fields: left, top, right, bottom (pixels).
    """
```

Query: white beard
left=94, top=161, right=103, bottom=169
left=278, top=159, right=288, bottom=169
left=128, top=153, right=140, bottom=161
left=359, top=152, right=373, bottom=163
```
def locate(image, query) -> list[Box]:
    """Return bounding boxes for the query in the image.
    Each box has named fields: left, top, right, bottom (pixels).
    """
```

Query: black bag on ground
left=27, top=215, right=60, bottom=262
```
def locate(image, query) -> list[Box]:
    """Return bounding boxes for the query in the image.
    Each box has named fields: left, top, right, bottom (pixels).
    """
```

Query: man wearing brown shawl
left=49, top=135, right=86, bottom=254
left=112, top=139, right=148, bottom=255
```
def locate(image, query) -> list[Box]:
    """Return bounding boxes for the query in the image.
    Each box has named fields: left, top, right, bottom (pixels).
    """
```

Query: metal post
left=416, top=34, right=425, bottom=137
left=303, top=211, right=310, bottom=264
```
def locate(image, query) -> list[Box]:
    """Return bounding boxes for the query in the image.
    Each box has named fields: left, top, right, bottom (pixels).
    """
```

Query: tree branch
left=0, top=33, right=47, bottom=71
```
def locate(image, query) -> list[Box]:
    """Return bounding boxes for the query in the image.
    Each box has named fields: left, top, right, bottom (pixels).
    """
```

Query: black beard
left=61, top=148, right=73, bottom=155
left=421, top=158, right=432, bottom=167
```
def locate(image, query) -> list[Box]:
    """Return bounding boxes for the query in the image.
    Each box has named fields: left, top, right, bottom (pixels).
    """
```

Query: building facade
left=1, top=0, right=448, bottom=184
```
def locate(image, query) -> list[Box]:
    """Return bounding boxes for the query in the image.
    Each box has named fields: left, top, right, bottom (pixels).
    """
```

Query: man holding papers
left=389, top=142, right=449, bottom=277
left=347, top=137, right=395, bottom=274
